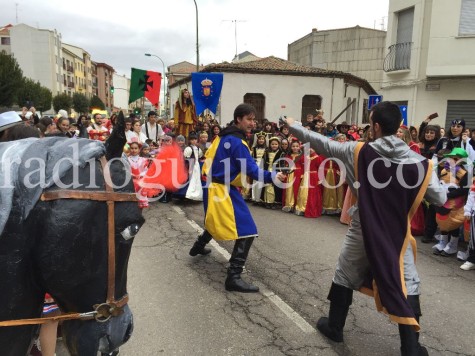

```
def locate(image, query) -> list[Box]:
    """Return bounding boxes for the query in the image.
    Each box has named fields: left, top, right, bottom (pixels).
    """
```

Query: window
left=1, top=37, right=10, bottom=45
left=396, top=7, right=414, bottom=68
left=459, top=0, right=475, bottom=35
left=301, top=95, right=322, bottom=122
left=244, top=93, right=265, bottom=123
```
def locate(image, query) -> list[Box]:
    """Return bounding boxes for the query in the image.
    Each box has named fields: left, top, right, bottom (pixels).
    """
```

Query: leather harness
left=0, top=156, right=139, bottom=326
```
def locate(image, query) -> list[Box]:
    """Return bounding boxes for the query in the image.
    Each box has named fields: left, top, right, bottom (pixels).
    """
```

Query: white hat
left=0, top=111, right=22, bottom=132
left=58, top=109, right=68, bottom=118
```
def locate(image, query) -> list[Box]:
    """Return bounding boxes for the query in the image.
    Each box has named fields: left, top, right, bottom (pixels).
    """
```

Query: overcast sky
left=1, top=0, right=389, bottom=79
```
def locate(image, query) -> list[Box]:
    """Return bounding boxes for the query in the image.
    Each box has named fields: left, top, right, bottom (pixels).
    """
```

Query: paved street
left=58, top=199, right=475, bottom=356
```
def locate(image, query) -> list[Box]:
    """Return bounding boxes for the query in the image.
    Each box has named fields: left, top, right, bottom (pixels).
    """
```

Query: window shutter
left=459, top=0, right=475, bottom=36
left=397, top=7, right=414, bottom=44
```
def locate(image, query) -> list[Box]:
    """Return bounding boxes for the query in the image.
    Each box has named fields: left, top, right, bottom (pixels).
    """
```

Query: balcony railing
left=383, top=42, right=412, bottom=72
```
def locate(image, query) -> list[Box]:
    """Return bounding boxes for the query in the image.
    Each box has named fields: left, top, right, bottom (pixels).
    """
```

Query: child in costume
left=282, top=138, right=303, bottom=212
left=433, top=148, right=470, bottom=256
left=322, top=134, right=346, bottom=215
left=263, top=136, right=285, bottom=208
left=127, top=140, right=150, bottom=208
left=251, top=131, right=267, bottom=204
left=294, top=147, right=325, bottom=217
left=140, top=143, right=152, bottom=158
left=280, top=138, right=290, bottom=154
left=183, top=132, right=204, bottom=201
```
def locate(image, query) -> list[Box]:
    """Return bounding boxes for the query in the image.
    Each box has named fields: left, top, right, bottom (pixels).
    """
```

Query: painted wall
left=379, top=79, right=475, bottom=127
left=427, top=0, right=475, bottom=76
left=170, top=73, right=370, bottom=126
left=288, top=27, right=387, bottom=87
left=112, top=74, right=130, bottom=111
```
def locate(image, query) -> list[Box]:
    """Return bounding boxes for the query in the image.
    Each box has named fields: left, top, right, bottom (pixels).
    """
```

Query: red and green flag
left=129, top=68, right=162, bottom=107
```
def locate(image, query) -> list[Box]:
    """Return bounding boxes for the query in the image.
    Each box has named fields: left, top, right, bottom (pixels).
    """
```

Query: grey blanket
left=0, top=137, right=105, bottom=235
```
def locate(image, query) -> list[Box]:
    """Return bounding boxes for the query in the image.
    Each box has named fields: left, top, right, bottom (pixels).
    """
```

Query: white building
left=9, top=23, right=64, bottom=95
left=381, top=0, right=475, bottom=128
left=169, top=56, right=376, bottom=126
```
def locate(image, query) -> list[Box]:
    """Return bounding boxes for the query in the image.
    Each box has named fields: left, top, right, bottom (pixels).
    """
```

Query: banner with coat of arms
left=191, top=72, right=224, bottom=115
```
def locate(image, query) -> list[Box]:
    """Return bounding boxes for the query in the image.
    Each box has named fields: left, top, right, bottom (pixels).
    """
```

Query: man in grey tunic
left=284, top=102, right=446, bottom=355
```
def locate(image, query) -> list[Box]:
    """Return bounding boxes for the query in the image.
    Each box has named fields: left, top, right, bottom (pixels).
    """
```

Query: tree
left=16, top=78, right=52, bottom=113
left=52, top=93, right=72, bottom=113
left=90, top=95, right=105, bottom=110
left=72, top=93, right=90, bottom=114
left=0, top=50, right=24, bottom=107
left=37, top=87, right=52, bottom=113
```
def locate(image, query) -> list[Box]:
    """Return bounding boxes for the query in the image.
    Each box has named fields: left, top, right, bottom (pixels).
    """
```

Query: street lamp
left=144, top=53, right=167, bottom=117
left=193, top=0, right=199, bottom=71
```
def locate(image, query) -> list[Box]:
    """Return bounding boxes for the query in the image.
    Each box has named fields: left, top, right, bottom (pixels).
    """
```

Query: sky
left=1, top=0, right=389, bottom=101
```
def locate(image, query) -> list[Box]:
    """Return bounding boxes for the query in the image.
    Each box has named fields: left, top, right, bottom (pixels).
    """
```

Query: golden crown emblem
left=201, top=78, right=213, bottom=86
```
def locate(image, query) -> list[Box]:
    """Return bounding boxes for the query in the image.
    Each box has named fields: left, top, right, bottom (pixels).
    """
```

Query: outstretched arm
left=284, top=117, right=358, bottom=187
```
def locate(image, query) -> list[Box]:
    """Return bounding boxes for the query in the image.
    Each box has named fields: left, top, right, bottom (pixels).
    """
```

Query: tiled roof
left=204, top=56, right=345, bottom=76
left=171, top=56, right=377, bottom=94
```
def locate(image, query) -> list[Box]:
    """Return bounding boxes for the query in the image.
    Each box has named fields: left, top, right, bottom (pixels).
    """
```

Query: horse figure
left=0, top=113, right=145, bottom=355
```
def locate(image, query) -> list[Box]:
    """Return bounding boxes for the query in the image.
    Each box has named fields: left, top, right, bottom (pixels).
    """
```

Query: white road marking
left=174, top=206, right=316, bottom=334
left=261, top=289, right=316, bottom=334
left=172, top=206, right=185, bottom=215
left=185, top=217, right=231, bottom=260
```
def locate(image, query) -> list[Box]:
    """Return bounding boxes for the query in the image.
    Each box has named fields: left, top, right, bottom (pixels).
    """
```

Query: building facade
left=63, top=44, right=93, bottom=99
left=61, top=47, right=79, bottom=97
left=169, top=57, right=376, bottom=126
left=112, top=73, right=142, bottom=114
left=0, top=24, right=12, bottom=54
left=381, top=0, right=475, bottom=128
left=95, top=62, right=115, bottom=112
left=288, top=26, right=387, bottom=87
left=9, top=23, right=64, bottom=95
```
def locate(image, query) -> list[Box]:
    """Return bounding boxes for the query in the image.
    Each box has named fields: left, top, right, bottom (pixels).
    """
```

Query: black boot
left=422, top=204, right=437, bottom=243
left=399, top=324, right=428, bottom=356
left=316, top=282, right=353, bottom=342
left=399, top=295, right=428, bottom=356
left=189, top=230, right=213, bottom=256
left=225, top=237, right=259, bottom=293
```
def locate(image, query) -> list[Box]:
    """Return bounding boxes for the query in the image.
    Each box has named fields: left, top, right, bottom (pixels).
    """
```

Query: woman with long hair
left=418, top=123, right=441, bottom=159
left=174, top=88, right=197, bottom=138
left=396, top=125, right=420, bottom=154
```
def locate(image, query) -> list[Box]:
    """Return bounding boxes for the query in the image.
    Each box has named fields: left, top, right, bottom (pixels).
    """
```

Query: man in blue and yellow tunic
left=285, top=102, right=446, bottom=355
left=189, top=103, right=285, bottom=293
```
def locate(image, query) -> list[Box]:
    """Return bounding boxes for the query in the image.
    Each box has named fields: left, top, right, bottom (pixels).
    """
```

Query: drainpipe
left=330, top=77, right=335, bottom=119
left=357, top=86, right=361, bottom=125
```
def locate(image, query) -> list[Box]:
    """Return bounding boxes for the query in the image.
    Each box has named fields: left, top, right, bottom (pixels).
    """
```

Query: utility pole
left=15, top=3, right=19, bottom=24
left=223, top=19, right=246, bottom=59
left=193, top=0, right=199, bottom=71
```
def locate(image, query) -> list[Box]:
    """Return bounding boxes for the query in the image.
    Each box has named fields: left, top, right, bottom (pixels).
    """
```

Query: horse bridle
left=0, top=156, right=139, bottom=327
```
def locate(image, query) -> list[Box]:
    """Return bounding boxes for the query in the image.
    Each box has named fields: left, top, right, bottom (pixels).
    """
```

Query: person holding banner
left=283, top=101, right=446, bottom=355
left=174, top=88, right=197, bottom=138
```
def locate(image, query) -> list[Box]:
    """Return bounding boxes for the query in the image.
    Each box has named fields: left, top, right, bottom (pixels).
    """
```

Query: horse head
left=0, top=112, right=145, bottom=356
left=48, top=113, right=144, bottom=355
